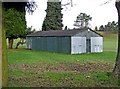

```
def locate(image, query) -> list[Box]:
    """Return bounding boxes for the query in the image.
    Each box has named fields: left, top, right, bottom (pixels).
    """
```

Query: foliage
left=42, top=1, right=63, bottom=31
left=3, top=8, right=26, bottom=39
left=74, top=13, right=92, bottom=28
left=3, top=8, right=26, bottom=49
left=99, top=21, right=118, bottom=33
left=25, top=1, right=37, bottom=14
left=25, top=26, right=35, bottom=36
left=2, top=1, right=37, bottom=49
left=99, top=25, right=104, bottom=31
left=3, top=1, right=37, bottom=14
left=94, top=26, right=98, bottom=31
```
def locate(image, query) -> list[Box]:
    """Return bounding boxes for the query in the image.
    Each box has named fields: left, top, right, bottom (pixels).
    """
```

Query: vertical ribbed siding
left=30, top=36, right=71, bottom=54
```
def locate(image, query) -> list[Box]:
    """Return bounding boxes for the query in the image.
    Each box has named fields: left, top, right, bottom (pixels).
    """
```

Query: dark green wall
left=31, top=36, right=71, bottom=54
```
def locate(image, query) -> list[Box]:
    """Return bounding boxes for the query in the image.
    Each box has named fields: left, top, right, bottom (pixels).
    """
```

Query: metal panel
left=61, top=37, right=71, bottom=53
left=91, top=37, right=103, bottom=52
left=46, top=37, right=58, bottom=52
left=30, top=36, right=71, bottom=54
left=71, top=37, right=86, bottom=54
left=26, top=37, right=32, bottom=49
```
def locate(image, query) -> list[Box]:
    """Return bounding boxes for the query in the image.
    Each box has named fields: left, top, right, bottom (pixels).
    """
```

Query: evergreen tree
left=2, top=1, right=37, bottom=49
left=3, top=8, right=26, bottom=49
left=99, top=25, right=104, bottom=31
left=42, top=0, right=63, bottom=31
left=94, top=26, right=98, bottom=31
left=74, top=13, right=92, bottom=28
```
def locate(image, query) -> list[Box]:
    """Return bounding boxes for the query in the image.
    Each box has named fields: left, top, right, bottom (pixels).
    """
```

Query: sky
left=26, top=0, right=118, bottom=30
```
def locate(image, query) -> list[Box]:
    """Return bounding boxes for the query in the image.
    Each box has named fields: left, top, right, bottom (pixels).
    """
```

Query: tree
left=74, top=13, right=92, bottom=28
left=94, top=26, right=98, bottom=31
left=2, top=1, right=37, bottom=49
left=15, top=26, right=35, bottom=49
left=112, top=0, right=120, bottom=85
left=2, top=1, right=37, bottom=86
left=3, top=8, right=26, bottom=49
left=99, top=25, right=105, bottom=31
left=99, top=21, right=118, bottom=33
left=103, top=21, right=118, bottom=33
left=110, top=21, right=118, bottom=33
left=64, top=26, right=68, bottom=30
left=0, top=2, right=8, bottom=87
left=42, top=0, right=63, bottom=31
left=2, top=28, right=8, bottom=87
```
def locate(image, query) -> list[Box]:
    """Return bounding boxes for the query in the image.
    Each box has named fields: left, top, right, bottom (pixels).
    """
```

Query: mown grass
left=8, top=49, right=118, bottom=87
left=8, top=49, right=116, bottom=65
left=97, top=31, right=118, bottom=51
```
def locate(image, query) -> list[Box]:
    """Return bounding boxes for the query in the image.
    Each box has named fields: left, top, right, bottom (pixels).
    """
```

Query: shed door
left=86, top=39, right=91, bottom=53
left=91, top=37, right=103, bottom=52
left=71, top=37, right=86, bottom=54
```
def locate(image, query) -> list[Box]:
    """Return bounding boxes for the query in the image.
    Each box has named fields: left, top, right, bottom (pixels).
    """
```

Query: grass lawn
left=98, top=32, right=118, bottom=51
left=7, top=32, right=119, bottom=87
left=8, top=49, right=118, bottom=87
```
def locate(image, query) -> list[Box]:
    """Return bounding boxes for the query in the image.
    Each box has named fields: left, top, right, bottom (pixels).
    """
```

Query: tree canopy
left=99, top=21, right=118, bottom=33
left=42, top=1, right=63, bottom=31
left=4, top=8, right=26, bottom=39
left=74, top=13, right=92, bottom=28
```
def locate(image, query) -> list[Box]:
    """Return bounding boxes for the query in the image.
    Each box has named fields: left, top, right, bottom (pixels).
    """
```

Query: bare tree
left=61, top=0, right=73, bottom=7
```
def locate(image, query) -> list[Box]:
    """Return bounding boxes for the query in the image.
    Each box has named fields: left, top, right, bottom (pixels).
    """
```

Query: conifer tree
left=42, top=0, right=63, bottom=31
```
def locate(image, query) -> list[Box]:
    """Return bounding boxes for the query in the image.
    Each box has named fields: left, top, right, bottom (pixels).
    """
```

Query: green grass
left=8, top=49, right=116, bottom=64
left=7, top=32, right=120, bottom=87
left=97, top=31, right=118, bottom=51
left=8, top=49, right=118, bottom=87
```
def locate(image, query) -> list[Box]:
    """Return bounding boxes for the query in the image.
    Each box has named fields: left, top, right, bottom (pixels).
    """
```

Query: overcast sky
left=26, top=0, right=118, bottom=30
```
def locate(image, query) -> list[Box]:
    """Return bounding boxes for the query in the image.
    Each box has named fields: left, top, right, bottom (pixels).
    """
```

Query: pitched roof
left=27, top=28, right=102, bottom=37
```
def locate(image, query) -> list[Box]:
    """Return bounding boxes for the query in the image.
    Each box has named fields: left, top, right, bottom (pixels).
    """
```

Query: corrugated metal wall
left=30, top=36, right=71, bottom=54
left=74, top=30, right=103, bottom=53
left=91, top=37, right=103, bottom=52
left=26, top=37, right=32, bottom=49
left=71, top=37, right=86, bottom=54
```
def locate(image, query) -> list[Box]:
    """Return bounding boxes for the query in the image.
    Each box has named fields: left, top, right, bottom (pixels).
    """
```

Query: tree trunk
left=112, top=1, right=120, bottom=85
left=1, top=2, right=8, bottom=87
left=2, top=28, right=8, bottom=87
left=8, top=38, right=13, bottom=49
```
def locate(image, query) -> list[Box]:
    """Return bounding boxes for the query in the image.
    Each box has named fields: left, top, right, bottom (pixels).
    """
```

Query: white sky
left=26, top=0, right=118, bottom=30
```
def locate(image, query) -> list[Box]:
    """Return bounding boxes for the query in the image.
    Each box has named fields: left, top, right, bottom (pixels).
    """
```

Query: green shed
left=26, top=28, right=103, bottom=54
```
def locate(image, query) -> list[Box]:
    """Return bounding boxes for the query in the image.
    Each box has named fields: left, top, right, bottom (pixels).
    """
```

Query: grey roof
left=27, top=28, right=102, bottom=37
